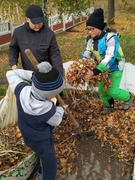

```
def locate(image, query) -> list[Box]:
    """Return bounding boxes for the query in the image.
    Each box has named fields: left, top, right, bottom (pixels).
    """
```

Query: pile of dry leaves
left=66, top=59, right=111, bottom=89
left=0, top=123, right=32, bottom=171
left=0, top=90, right=135, bottom=178
left=55, top=90, right=135, bottom=178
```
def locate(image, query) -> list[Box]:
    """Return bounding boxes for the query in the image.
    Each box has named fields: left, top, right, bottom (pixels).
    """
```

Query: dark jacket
left=8, top=23, right=63, bottom=75
left=15, top=82, right=56, bottom=141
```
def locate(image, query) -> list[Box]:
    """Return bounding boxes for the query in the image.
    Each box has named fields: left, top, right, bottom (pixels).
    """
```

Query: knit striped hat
left=32, top=62, right=64, bottom=98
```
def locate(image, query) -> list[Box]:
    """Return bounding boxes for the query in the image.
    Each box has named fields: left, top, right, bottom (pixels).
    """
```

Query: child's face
left=86, top=26, right=101, bottom=38
left=47, top=96, right=55, bottom=100
left=47, top=96, right=57, bottom=105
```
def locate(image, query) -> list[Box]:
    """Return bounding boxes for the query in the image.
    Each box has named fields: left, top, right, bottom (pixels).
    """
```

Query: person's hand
left=82, top=57, right=87, bottom=60
left=83, top=68, right=94, bottom=81
left=62, top=104, right=68, bottom=114
left=12, top=65, right=18, bottom=70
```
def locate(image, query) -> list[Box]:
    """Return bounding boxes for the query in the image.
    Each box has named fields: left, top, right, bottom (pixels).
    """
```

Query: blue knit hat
left=32, top=62, right=64, bottom=98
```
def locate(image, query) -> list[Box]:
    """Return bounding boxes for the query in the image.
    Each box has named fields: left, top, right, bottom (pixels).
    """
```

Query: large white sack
left=120, top=62, right=135, bottom=94
left=63, top=61, right=135, bottom=95
left=0, top=87, right=18, bottom=129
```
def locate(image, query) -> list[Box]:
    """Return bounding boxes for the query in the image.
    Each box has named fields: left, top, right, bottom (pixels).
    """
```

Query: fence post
left=72, top=13, right=75, bottom=27
left=62, top=13, right=66, bottom=31
left=50, top=16, right=53, bottom=31
left=9, top=20, right=14, bottom=35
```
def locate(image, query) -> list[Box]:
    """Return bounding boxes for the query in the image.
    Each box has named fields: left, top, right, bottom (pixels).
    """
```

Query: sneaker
left=101, top=107, right=113, bottom=115
left=123, top=94, right=132, bottom=110
left=36, top=173, right=43, bottom=180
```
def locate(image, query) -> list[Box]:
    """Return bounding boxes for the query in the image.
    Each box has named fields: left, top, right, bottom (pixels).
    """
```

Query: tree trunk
left=42, top=0, right=48, bottom=26
left=108, top=0, right=115, bottom=25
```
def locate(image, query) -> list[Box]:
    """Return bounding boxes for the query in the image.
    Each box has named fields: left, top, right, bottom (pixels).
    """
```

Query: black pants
left=24, top=137, right=57, bottom=180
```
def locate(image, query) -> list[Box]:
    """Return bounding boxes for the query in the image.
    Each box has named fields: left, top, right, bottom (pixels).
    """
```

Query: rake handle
left=24, top=49, right=80, bottom=129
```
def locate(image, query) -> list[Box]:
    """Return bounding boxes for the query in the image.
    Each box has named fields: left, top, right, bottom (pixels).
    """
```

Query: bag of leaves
left=0, top=153, right=37, bottom=180
left=0, top=94, right=38, bottom=180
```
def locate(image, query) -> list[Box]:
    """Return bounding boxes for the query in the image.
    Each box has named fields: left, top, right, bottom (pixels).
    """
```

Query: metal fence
left=0, top=7, right=94, bottom=47
left=0, top=20, right=13, bottom=47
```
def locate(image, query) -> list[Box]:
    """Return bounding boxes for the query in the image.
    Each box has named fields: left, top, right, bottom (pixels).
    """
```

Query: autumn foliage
left=66, top=59, right=111, bottom=89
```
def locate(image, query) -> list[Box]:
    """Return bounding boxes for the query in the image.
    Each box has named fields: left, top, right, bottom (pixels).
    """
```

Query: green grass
left=119, top=33, right=135, bottom=63
left=57, top=37, right=85, bottom=61
left=56, top=29, right=86, bottom=61
left=0, top=84, right=8, bottom=100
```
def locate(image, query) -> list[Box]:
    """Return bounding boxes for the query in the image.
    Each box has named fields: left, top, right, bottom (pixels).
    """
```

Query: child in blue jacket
left=6, top=62, right=66, bottom=180
left=82, top=8, right=132, bottom=115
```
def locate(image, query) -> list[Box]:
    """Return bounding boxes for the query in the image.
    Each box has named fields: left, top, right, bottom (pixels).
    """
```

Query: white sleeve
left=101, top=34, right=116, bottom=66
left=82, top=39, right=92, bottom=59
left=46, top=106, right=64, bottom=126
left=6, top=69, right=33, bottom=93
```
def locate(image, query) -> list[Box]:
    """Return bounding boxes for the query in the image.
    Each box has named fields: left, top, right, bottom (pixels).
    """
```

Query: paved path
left=60, top=136, right=133, bottom=180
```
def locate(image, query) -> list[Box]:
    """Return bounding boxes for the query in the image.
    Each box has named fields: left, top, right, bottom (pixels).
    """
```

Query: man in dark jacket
left=8, top=4, right=63, bottom=76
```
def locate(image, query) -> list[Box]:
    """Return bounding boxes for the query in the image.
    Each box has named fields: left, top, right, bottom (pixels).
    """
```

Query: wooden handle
left=24, top=49, right=80, bottom=129
left=55, top=94, right=79, bottom=128
left=25, top=49, right=38, bottom=68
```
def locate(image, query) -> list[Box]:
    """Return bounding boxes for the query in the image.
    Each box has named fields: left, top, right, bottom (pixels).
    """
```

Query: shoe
left=101, top=107, right=113, bottom=115
left=123, top=94, right=132, bottom=110
left=36, top=173, right=43, bottom=180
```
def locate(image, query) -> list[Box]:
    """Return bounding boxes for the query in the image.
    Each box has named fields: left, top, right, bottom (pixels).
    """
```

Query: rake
left=24, top=49, right=81, bottom=132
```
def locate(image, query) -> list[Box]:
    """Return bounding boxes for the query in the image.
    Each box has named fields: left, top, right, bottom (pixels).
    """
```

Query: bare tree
left=108, top=0, right=115, bottom=25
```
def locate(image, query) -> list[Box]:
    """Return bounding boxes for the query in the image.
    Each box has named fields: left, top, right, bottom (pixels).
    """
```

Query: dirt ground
left=55, top=133, right=132, bottom=180
left=53, top=90, right=134, bottom=180
left=30, top=133, right=133, bottom=180
left=69, top=135, right=132, bottom=180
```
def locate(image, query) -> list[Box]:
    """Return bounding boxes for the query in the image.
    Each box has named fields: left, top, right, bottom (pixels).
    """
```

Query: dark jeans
left=24, top=137, right=57, bottom=180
